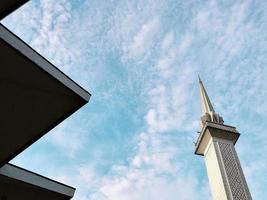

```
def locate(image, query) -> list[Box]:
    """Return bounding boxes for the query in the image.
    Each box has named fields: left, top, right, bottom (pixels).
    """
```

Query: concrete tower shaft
left=195, top=78, right=252, bottom=200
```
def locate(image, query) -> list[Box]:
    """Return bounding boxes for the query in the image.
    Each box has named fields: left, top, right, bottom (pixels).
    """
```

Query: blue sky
left=3, top=0, right=267, bottom=199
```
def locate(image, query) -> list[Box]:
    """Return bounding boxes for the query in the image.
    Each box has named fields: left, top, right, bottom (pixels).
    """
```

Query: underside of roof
left=0, top=23, right=91, bottom=166
left=0, top=163, right=75, bottom=200
left=0, top=0, right=29, bottom=20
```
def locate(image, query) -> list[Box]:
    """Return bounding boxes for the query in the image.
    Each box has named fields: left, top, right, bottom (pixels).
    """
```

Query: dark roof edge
left=0, top=0, right=29, bottom=20
left=0, top=23, right=91, bottom=102
left=0, top=163, right=75, bottom=197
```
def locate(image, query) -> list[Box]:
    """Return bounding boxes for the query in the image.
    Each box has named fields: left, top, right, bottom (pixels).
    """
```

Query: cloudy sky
left=3, top=0, right=267, bottom=199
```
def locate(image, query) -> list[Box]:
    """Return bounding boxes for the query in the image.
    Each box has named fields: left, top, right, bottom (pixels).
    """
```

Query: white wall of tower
left=204, top=137, right=252, bottom=200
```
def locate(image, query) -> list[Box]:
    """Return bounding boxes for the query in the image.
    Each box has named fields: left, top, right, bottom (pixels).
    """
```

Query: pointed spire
left=198, top=76, right=215, bottom=115
left=198, top=76, right=224, bottom=128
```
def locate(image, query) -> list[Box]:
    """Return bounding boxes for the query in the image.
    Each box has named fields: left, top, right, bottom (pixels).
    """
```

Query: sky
left=2, top=0, right=267, bottom=199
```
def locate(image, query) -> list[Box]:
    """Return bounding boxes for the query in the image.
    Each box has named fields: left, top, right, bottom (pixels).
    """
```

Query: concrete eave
left=195, top=122, right=240, bottom=156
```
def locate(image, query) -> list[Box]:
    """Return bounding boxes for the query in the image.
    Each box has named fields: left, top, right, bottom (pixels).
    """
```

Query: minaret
left=195, top=77, right=252, bottom=200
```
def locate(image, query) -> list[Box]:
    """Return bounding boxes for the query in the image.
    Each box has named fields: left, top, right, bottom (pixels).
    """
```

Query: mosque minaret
left=195, top=77, right=252, bottom=200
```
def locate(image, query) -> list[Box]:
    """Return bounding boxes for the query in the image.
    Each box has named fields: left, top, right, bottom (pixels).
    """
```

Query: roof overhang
left=0, top=163, right=75, bottom=199
left=0, top=0, right=29, bottom=20
left=195, top=122, right=240, bottom=156
left=0, top=23, right=91, bottom=166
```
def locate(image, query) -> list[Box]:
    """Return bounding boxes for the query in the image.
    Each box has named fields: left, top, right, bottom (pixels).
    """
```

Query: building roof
left=0, top=163, right=75, bottom=199
left=0, top=0, right=29, bottom=20
left=0, top=23, right=91, bottom=166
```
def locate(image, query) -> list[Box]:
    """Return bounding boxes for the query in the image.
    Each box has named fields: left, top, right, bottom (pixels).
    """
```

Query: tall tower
left=195, top=77, right=252, bottom=200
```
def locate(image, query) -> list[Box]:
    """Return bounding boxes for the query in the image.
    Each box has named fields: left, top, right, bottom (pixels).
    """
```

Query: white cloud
left=53, top=165, right=97, bottom=200
left=178, top=34, right=193, bottom=55
left=49, top=123, right=86, bottom=157
left=4, top=0, right=78, bottom=71
left=128, top=17, right=160, bottom=60
left=193, top=0, right=253, bottom=77
left=89, top=26, right=203, bottom=199
left=91, top=129, right=209, bottom=200
left=97, top=171, right=208, bottom=200
left=161, top=31, right=175, bottom=51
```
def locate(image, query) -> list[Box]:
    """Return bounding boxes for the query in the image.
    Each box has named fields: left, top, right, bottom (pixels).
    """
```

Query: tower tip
left=198, top=74, right=201, bottom=82
left=198, top=78, right=224, bottom=128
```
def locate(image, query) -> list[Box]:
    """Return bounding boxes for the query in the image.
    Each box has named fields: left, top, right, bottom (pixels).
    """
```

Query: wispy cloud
left=3, top=0, right=79, bottom=71
left=87, top=22, right=203, bottom=198
left=128, top=17, right=160, bottom=60
left=49, top=122, right=87, bottom=157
